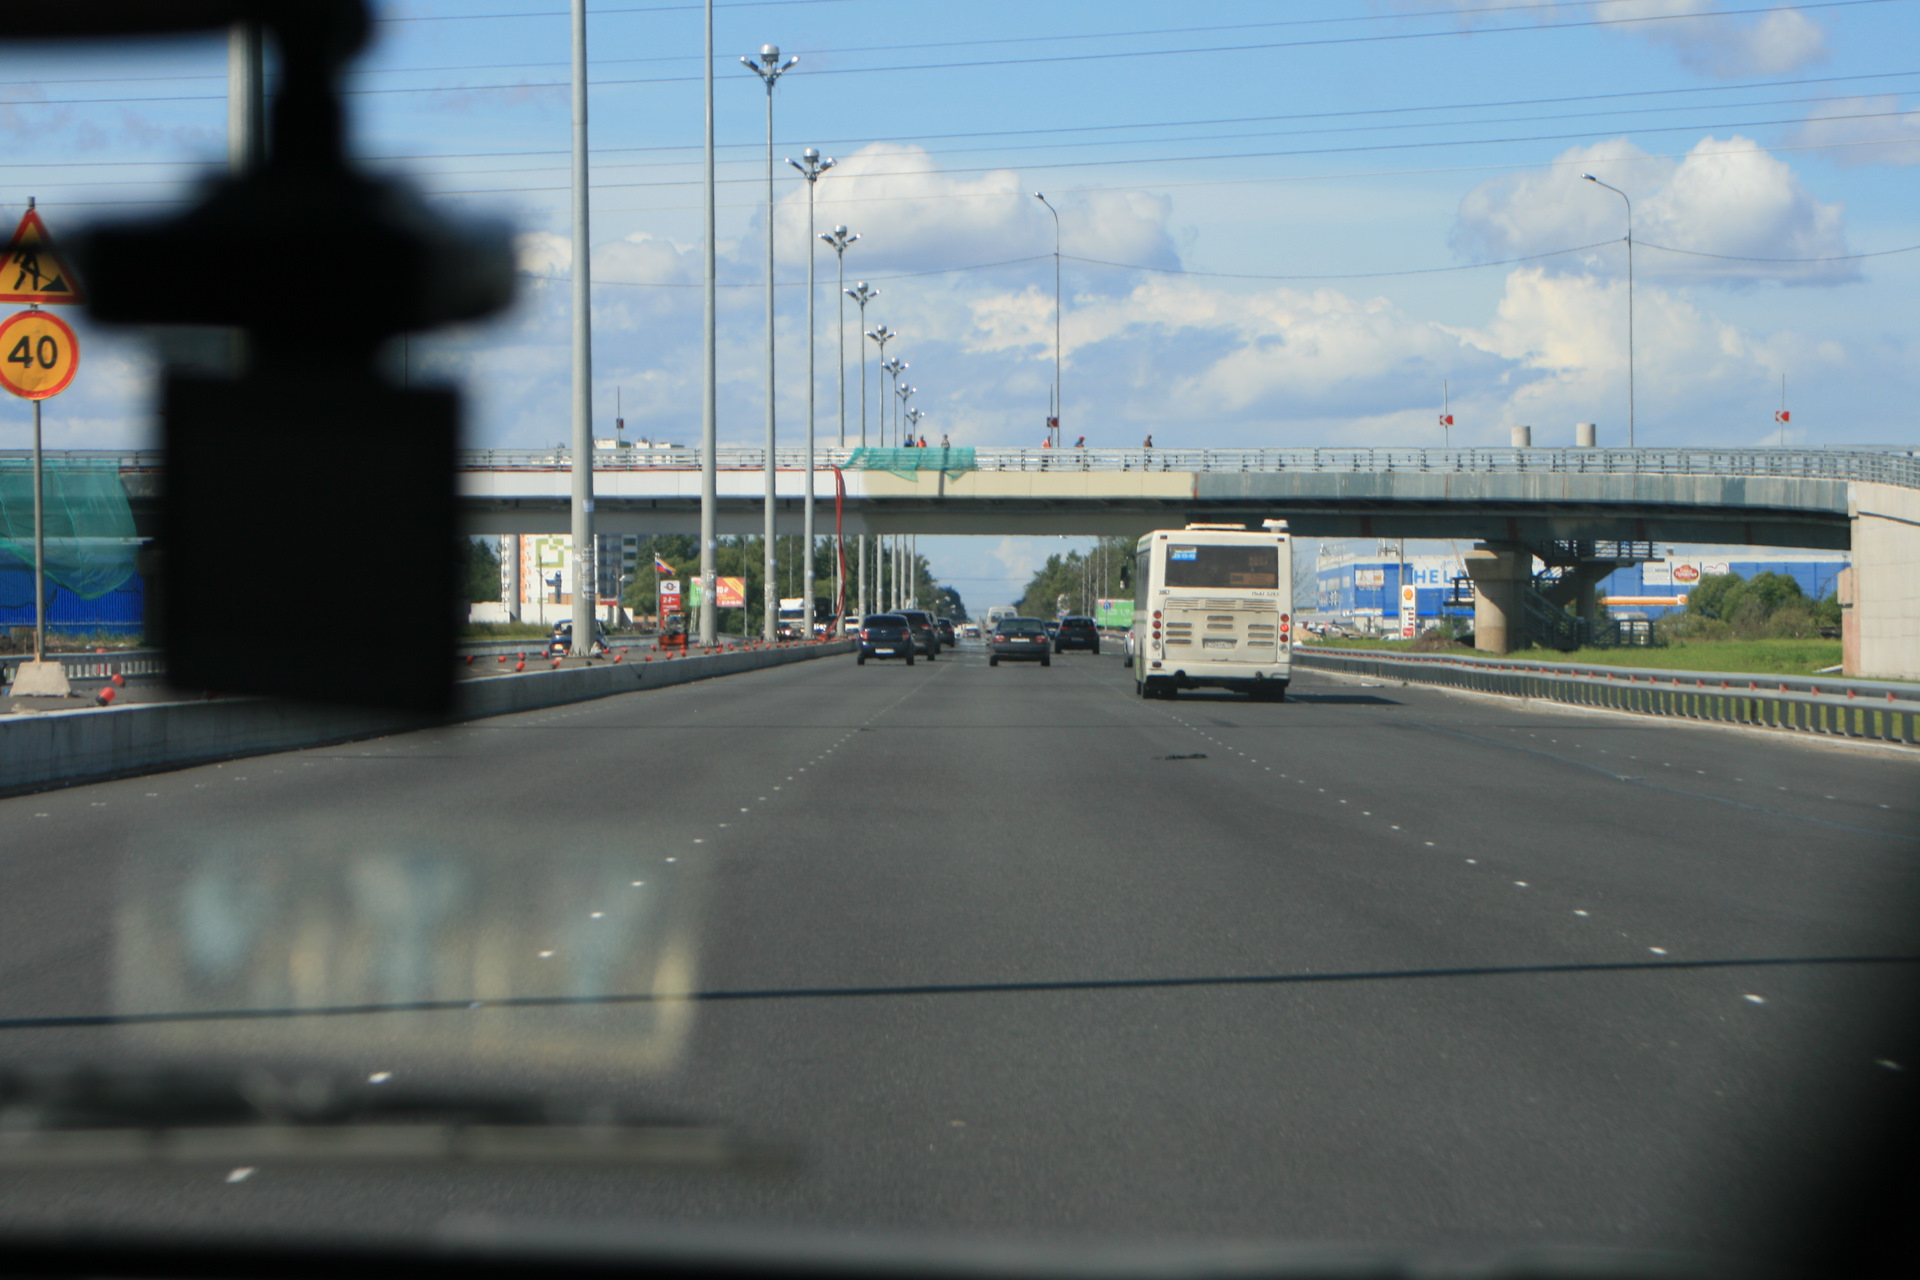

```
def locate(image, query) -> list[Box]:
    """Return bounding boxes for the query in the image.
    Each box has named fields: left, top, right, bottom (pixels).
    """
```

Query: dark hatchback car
left=896, top=609, right=941, bottom=658
left=1054, top=616, right=1100, bottom=654
left=856, top=614, right=915, bottom=665
left=936, top=618, right=957, bottom=646
left=989, top=617, right=1051, bottom=667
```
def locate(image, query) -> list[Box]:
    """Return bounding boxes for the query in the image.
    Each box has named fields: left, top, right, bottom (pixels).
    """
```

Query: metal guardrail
left=8, top=447, right=1918, bottom=488
left=1295, top=645, right=1920, bottom=748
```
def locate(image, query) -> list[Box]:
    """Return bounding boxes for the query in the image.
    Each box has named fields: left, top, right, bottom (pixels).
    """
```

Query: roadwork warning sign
left=0, top=208, right=85, bottom=306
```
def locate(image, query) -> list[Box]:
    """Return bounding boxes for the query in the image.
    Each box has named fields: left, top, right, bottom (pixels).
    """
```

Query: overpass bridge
left=13, top=445, right=1919, bottom=677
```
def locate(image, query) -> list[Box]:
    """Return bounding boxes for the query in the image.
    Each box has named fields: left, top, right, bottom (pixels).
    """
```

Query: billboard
left=688, top=577, right=746, bottom=609
left=1095, top=598, right=1134, bottom=628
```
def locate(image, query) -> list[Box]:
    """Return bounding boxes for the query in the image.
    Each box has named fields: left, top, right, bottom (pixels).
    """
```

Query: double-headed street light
left=743, top=43, right=797, bottom=641
left=1582, top=173, right=1634, bottom=448
left=878, top=353, right=904, bottom=447
left=788, top=146, right=835, bottom=640
left=821, top=227, right=858, bottom=450
left=848, top=289, right=880, bottom=616
left=896, top=382, right=915, bottom=444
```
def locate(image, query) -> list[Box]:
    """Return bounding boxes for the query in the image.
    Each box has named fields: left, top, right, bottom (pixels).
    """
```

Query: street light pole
left=1583, top=173, right=1634, bottom=448
left=568, top=0, right=596, bottom=657
left=848, top=285, right=878, bottom=617
left=788, top=148, right=835, bottom=641
left=698, top=0, right=718, bottom=647
left=823, top=228, right=858, bottom=450
left=1035, top=192, right=1061, bottom=447
left=744, top=44, right=797, bottom=641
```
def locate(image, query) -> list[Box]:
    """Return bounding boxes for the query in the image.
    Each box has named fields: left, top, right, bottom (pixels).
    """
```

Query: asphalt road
left=0, top=643, right=1916, bottom=1260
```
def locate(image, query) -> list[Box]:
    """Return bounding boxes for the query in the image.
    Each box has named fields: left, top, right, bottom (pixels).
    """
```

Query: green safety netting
left=0, top=461, right=140, bottom=604
left=846, top=446, right=976, bottom=481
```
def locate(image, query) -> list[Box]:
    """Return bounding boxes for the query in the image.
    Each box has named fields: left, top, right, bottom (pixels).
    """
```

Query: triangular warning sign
left=0, top=208, right=85, bottom=306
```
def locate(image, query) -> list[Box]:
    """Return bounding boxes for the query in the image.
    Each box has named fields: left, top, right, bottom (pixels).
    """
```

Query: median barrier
left=1, top=639, right=855, bottom=797
left=1295, top=645, right=1920, bottom=748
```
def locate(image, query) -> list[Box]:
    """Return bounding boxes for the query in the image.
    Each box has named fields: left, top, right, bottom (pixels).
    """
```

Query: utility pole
left=788, top=148, right=833, bottom=642
left=1583, top=174, right=1635, bottom=447
left=744, top=44, right=797, bottom=642
left=699, top=0, right=719, bottom=647
left=568, top=0, right=595, bottom=656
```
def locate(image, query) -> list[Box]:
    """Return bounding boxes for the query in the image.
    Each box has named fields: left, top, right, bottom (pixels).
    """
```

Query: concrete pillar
left=1510, top=425, right=1532, bottom=448
left=1575, top=422, right=1597, bottom=448
left=1848, top=482, right=1920, bottom=679
left=1464, top=542, right=1530, bottom=654
left=1576, top=578, right=1598, bottom=627
left=502, top=534, right=521, bottom=622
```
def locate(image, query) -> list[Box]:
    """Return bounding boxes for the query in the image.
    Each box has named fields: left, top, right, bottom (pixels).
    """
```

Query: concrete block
left=7, top=661, right=71, bottom=697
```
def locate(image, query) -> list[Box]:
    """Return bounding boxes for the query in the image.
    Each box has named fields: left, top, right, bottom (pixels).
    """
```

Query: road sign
left=0, top=309, right=79, bottom=400
left=0, top=209, right=84, bottom=306
left=1399, top=583, right=1418, bottom=639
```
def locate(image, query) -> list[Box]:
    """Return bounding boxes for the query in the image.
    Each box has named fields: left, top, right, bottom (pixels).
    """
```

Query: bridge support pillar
left=1848, top=482, right=1920, bottom=680
left=1465, top=543, right=1529, bottom=654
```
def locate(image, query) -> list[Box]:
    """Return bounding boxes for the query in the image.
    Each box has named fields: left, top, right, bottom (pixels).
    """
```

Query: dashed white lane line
left=226, top=1167, right=255, bottom=1184
left=1744, top=994, right=1767, bottom=1004
left=1649, top=947, right=1668, bottom=955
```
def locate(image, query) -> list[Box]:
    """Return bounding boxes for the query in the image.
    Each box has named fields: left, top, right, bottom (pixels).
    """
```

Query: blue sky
left=2, top=1, right=1917, bottom=607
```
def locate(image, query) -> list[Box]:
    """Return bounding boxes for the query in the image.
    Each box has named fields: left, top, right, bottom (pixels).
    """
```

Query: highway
left=0, top=642, right=1916, bottom=1258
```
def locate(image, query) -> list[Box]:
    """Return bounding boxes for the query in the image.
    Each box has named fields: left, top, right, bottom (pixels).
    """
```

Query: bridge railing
left=7, top=446, right=1918, bottom=488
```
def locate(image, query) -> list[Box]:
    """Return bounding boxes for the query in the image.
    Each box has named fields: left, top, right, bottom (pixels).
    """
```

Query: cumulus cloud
left=1452, top=136, right=1854, bottom=285
left=1795, top=94, right=1920, bottom=166
left=773, top=142, right=1177, bottom=279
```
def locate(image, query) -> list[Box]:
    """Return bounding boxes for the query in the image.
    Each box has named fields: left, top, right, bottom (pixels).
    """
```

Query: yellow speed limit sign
left=0, top=308, right=79, bottom=400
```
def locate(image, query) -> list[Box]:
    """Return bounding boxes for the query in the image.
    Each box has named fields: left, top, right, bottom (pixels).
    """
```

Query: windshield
left=1, top=4, right=1915, bottom=1275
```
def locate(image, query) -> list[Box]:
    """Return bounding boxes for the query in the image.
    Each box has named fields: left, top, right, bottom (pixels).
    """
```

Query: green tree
left=463, top=537, right=501, bottom=604
left=1685, top=570, right=1746, bottom=620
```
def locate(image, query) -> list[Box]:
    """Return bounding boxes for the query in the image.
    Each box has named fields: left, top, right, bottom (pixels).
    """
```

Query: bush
left=1675, top=569, right=1818, bottom=641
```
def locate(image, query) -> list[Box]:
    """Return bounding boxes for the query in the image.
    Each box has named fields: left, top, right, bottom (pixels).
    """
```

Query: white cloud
left=774, top=143, right=1177, bottom=279
left=1452, top=136, right=1855, bottom=285
left=1423, top=2, right=1828, bottom=78
left=1796, top=95, right=1920, bottom=167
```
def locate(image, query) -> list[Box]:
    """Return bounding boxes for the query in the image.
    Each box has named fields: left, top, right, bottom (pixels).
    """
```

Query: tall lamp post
left=822, top=228, right=858, bottom=449
left=698, top=0, right=718, bottom=646
left=788, top=147, right=834, bottom=640
left=744, top=43, right=797, bottom=640
left=568, top=0, right=596, bottom=656
left=1034, top=192, right=1062, bottom=447
left=866, top=324, right=896, bottom=609
left=848, top=287, right=879, bottom=616
left=896, top=382, right=915, bottom=444
left=1582, top=173, right=1634, bottom=448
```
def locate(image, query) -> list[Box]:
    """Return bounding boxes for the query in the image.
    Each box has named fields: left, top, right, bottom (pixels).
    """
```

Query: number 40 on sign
left=0, top=309, right=79, bottom=400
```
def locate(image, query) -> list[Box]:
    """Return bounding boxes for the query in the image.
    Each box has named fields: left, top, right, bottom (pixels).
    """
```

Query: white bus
left=1129, top=522, right=1293, bottom=700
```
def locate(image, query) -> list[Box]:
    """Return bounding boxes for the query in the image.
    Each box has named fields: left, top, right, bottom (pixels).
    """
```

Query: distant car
left=990, top=617, right=1051, bottom=667
left=776, top=621, right=800, bottom=642
left=1054, top=616, right=1100, bottom=654
left=840, top=616, right=860, bottom=637
left=856, top=614, right=915, bottom=665
left=547, top=619, right=605, bottom=655
left=961, top=623, right=980, bottom=640
left=1043, top=621, right=1060, bottom=641
left=896, top=609, right=940, bottom=658
left=935, top=618, right=957, bottom=646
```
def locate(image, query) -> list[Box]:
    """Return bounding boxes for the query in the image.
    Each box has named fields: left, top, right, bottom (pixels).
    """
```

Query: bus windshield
left=1163, top=544, right=1280, bottom=589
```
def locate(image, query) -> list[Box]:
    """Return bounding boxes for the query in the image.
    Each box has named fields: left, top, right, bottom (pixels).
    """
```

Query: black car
left=935, top=618, right=957, bottom=646
left=989, top=617, right=1051, bottom=667
left=1054, top=616, right=1100, bottom=654
left=896, top=609, right=940, bottom=658
left=856, top=614, right=915, bottom=665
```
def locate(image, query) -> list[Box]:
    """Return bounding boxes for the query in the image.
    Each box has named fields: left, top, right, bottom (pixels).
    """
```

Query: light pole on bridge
left=1582, top=173, right=1634, bottom=449
left=788, top=146, right=835, bottom=642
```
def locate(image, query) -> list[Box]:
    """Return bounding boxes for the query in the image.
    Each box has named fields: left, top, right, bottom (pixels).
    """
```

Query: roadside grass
left=1302, top=635, right=1845, bottom=676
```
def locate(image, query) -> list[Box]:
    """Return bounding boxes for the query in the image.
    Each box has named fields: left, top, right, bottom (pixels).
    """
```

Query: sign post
left=1399, top=583, right=1418, bottom=640
left=0, top=202, right=83, bottom=696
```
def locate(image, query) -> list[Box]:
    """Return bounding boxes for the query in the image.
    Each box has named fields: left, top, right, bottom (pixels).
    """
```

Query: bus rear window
left=1165, top=545, right=1279, bottom=589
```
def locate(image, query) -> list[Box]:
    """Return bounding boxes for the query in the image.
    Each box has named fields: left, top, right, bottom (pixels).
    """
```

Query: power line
left=1637, top=240, right=1920, bottom=263
left=1063, top=240, right=1627, bottom=282
left=4, top=0, right=1903, bottom=105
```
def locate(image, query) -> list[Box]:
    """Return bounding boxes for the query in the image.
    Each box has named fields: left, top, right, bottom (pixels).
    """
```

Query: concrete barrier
left=1, top=640, right=854, bottom=798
